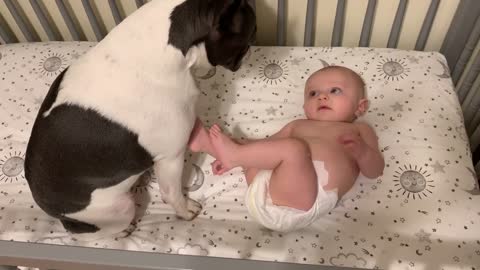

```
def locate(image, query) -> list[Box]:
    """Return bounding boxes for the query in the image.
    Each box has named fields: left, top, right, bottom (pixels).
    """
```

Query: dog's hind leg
left=66, top=192, right=136, bottom=241
left=64, top=174, right=139, bottom=241
left=154, top=153, right=202, bottom=220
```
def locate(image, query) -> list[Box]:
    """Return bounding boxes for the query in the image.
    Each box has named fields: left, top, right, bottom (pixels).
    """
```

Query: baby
left=189, top=66, right=385, bottom=232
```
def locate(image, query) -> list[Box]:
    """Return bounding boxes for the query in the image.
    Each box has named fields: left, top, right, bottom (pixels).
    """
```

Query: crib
left=0, top=0, right=479, bottom=269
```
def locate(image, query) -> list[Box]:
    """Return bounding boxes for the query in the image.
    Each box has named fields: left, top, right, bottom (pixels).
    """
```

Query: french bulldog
left=25, top=0, right=256, bottom=239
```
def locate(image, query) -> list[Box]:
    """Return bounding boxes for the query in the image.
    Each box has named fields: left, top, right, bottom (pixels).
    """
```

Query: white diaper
left=245, top=160, right=338, bottom=232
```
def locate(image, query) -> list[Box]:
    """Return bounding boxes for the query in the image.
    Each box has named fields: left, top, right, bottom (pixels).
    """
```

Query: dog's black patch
left=25, top=69, right=153, bottom=232
left=169, top=0, right=256, bottom=71
left=60, top=216, right=100, bottom=233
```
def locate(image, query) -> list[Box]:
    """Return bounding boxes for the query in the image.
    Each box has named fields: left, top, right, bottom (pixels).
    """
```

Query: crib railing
left=0, top=0, right=479, bottom=174
left=271, top=0, right=480, bottom=173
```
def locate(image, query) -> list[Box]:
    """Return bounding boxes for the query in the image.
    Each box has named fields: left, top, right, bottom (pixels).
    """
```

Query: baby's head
left=303, top=66, right=368, bottom=122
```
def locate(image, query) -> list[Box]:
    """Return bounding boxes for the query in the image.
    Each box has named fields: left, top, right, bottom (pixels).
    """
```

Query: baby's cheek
left=304, top=104, right=314, bottom=114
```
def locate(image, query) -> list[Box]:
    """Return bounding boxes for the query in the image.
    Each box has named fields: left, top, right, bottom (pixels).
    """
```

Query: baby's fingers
left=338, top=134, right=359, bottom=145
left=211, top=160, right=227, bottom=175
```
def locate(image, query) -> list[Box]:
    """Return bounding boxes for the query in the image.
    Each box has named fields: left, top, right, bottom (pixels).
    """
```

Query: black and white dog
left=25, top=0, right=256, bottom=239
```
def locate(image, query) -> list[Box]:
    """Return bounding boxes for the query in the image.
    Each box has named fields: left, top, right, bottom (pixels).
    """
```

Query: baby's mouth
left=317, top=105, right=331, bottom=111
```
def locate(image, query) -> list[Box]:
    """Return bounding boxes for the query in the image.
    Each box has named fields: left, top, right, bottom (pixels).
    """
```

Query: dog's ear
left=214, top=0, right=249, bottom=35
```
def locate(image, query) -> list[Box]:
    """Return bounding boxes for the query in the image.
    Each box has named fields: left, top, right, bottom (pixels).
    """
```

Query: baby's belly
left=308, top=140, right=359, bottom=197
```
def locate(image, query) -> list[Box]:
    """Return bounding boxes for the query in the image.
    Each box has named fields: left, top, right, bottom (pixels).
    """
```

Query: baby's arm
left=339, top=122, right=385, bottom=178
left=356, top=122, right=384, bottom=178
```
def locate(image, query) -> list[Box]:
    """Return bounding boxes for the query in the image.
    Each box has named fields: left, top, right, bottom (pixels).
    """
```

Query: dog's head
left=204, top=0, right=256, bottom=71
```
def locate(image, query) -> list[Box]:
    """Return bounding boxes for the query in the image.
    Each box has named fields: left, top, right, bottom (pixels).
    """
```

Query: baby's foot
left=209, top=124, right=239, bottom=171
left=188, top=124, right=211, bottom=153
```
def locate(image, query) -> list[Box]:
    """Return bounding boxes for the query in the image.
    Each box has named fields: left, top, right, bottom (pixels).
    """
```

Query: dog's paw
left=113, top=223, right=136, bottom=240
left=177, top=198, right=202, bottom=220
left=113, top=231, right=130, bottom=240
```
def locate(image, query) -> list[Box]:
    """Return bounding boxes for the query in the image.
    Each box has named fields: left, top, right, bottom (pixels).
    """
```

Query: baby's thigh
left=268, top=161, right=318, bottom=211
left=324, top=165, right=357, bottom=197
left=244, top=167, right=260, bottom=185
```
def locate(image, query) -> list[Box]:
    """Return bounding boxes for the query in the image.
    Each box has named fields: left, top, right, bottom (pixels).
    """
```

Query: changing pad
left=0, top=42, right=479, bottom=270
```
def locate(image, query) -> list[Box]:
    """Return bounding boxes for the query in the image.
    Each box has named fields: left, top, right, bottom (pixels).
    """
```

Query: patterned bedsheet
left=0, top=42, right=478, bottom=269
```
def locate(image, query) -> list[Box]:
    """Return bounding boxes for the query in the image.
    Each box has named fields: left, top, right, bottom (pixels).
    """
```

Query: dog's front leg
left=153, top=153, right=202, bottom=220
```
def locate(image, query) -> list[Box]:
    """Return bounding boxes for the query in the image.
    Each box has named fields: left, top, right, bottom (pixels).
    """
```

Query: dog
left=24, top=0, right=256, bottom=239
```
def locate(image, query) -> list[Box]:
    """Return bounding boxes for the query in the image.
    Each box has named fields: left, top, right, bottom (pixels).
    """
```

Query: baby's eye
left=330, top=87, right=342, bottom=94
left=309, top=90, right=319, bottom=97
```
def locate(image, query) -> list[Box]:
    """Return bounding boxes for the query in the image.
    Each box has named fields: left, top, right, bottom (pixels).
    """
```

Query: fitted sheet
left=0, top=42, right=479, bottom=269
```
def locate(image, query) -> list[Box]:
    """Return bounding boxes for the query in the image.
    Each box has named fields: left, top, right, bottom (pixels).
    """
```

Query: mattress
left=0, top=42, right=479, bottom=270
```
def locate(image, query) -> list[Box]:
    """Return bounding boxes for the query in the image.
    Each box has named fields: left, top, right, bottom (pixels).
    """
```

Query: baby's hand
left=338, top=133, right=368, bottom=160
left=211, top=160, right=229, bottom=175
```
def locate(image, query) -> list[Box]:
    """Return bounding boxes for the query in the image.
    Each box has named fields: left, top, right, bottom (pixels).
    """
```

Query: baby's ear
left=355, top=99, right=369, bottom=117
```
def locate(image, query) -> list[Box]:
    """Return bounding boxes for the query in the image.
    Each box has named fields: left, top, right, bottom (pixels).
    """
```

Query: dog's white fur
left=43, top=0, right=212, bottom=239
left=66, top=173, right=140, bottom=240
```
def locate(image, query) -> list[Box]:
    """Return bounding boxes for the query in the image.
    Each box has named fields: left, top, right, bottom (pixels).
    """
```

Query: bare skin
left=188, top=118, right=216, bottom=157
left=209, top=118, right=383, bottom=210
left=206, top=66, right=385, bottom=211
left=209, top=124, right=318, bottom=210
left=189, top=66, right=384, bottom=212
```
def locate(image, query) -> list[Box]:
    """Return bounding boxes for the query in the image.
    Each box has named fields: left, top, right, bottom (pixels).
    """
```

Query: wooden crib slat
left=81, top=0, right=105, bottom=41
left=471, top=133, right=480, bottom=176
left=457, top=51, right=480, bottom=103
left=359, top=0, right=377, bottom=47
left=277, top=0, right=286, bottom=46
left=331, top=0, right=345, bottom=47
left=0, top=12, right=18, bottom=44
left=108, top=0, right=124, bottom=25
left=29, top=0, right=62, bottom=41
left=451, top=16, right=480, bottom=84
left=461, top=66, right=480, bottom=126
left=468, top=98, right=480, bottom=134
left=135, top=0, right=146, bottom=9
left=475, top=152, right=480, bottom=176
left=4, top=0, right=39, bottom=42
left=415, top=0, right=440, bottom=51
left=55, top=0, right=84, bottom=41
left=440, top=0, right=480, bottom=71
left=463, top=81, right=480, bottom=126
left=303, top=0, right=316, bottom=46
left=470, top=123, right=480, bottom=161
left=0, top=27, right=6, bottom=44
left=387, top=0, right=408, bottom=48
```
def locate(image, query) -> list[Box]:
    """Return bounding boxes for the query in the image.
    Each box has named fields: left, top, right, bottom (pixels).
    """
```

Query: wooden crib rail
left=0, top=240, right=354, bottom=270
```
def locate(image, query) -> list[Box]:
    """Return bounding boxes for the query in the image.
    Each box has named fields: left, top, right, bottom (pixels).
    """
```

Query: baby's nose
left=318, top=93, right=328, bottom=100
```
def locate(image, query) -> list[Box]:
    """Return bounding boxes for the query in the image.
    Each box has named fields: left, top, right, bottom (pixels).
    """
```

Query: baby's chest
left=294, top=123, right=359, bottom=141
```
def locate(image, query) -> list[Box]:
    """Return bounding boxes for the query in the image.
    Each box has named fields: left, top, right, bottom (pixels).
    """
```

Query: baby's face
left=303, top=68, right=364, bottom=122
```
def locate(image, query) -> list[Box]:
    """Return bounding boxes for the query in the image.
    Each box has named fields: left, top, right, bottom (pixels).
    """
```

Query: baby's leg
left=238, top=139, right=260, bottom=185
left=209, top=124, right=317, bottom=210
left=188, top=118, right=216, bottom=157
left=244, top=167, right=260, bottom=185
